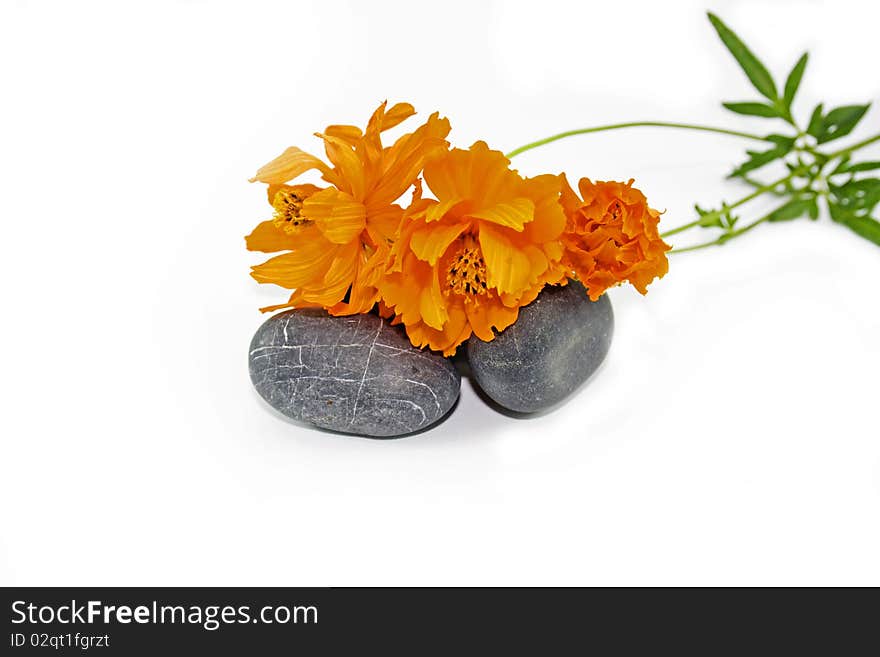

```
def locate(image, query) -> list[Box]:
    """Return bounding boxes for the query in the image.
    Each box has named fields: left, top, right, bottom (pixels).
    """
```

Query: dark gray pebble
left=467, top=281, right=613, bottom=413
left=249, top=310, right=460, bottom=437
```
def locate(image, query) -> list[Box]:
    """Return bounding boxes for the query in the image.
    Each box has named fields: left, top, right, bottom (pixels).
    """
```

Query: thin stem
left=827, top=131, right=880, bottom=159
left=661, top=219, right=700, bottom=238
left=670, top=216, right=770, bottom=254
left=669, top=240, right=725, bottom=254
left=670, top=131, right=880, bottom=250
left=505, top=122, right=768, bottom=158
left=660, top=171, right=795, bottom=238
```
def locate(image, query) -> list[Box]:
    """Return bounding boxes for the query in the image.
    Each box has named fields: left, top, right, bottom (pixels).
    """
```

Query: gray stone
left=249, top=310, right=460, bottom=437
left=466, top=281, right=613, bottom=413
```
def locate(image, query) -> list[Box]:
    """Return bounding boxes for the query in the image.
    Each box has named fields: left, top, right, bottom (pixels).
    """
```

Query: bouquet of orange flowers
left=246, top=104, right=669, bottom=356
left=246, top=14, right=879, bottom=437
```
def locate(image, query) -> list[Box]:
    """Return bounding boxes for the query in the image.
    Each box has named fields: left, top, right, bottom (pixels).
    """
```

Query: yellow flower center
left=272, top=189, right=312, bottom=235
left=446, top=240, right=488, bottom=298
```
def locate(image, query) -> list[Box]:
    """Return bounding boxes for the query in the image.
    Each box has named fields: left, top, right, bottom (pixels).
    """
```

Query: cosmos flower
left=380, top=142, right=566, bottom=354
left=245, top=102, right=450, bottom=314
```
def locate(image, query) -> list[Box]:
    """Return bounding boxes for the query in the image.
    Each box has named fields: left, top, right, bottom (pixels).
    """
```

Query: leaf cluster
left=703, top=13, right=879, bottom=246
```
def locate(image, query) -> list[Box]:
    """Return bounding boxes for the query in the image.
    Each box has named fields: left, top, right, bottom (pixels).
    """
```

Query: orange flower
left=381, top=142, right=566, bottom=355
left=245, top=102, right=450, bottom=314
left=560, top=176, right=670, bottom=301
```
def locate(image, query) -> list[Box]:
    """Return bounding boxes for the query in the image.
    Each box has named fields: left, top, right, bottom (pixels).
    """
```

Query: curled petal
left=249, top=147, right=329, bottom=184
left=381, top=102, right=417, bottom=131
left=316, top=133, right=367, bottom=199
left=323, top=124, right=363, bottom=146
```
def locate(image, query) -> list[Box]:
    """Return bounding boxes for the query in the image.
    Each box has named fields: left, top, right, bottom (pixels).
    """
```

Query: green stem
left=660, top=172, right=794, bottom=238
left=670, top=216, right=769, bottom=253
left=660, top=219, right=701, bottom=238
left=667, top=132, right=880, bottom=250
left=827, top=131, right=880, bottom=159
left=505, top=121, right=768, bottom=158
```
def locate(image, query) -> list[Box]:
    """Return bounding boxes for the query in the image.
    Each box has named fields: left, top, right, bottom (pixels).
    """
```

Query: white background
left=2, top=0, right=878, bottom=586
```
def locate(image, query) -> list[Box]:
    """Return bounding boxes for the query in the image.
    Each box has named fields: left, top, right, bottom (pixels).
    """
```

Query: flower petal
left=469, top=197, right=534, bottom=231
left=410, top=221, right=469, bottom=265
left=302, top=188, right=367, bottom=245
left=364, top=201, right=403, bottom=243
left=424, top=196, right=467, bottom=223
left=380, top=253, right=433, bottom=327
left=249, top=147, right=329, bottom=184
left=368, top=112, right=451, bottom=206
left=419, top=266, right=448, bottom=330
left=244, top=220, right=296, bottom=253
left=478, top=223, right=533, bottom=295
left=424, top=141, right=519, bottom=208
left=316, top=133, right=366, bottom=199
left=403, top=304, right=471, bottom=356
left=300, top=240, right=359, bottom=307
left=324, top=124, right=363, bottom=146
left=250, top=226, right=336, bottom=289
left=382, top=102, right=417, bottom=130
left=465, top=299, right=518, bottom=341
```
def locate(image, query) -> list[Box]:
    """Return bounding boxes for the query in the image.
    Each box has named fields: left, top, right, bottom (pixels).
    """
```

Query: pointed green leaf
left=829, top=178, right=880, bottom=223
left=707, top=12, right=778, bottom=101
left=728, top=140, right=793, bottom=178
left=806, top=104, right=824, bottom=138
left=831, top=157, right=851, bottom=175
left=765, top=197, right=816, bottom=222
left=782, top=53, right=808, bottom=111
left=742, top=176, right=789, bottom=197
left=723, top=102, right=781, bottom=118
left=764, top=134, right=796, bottom=148
left=817, top=104, right=871, bottom=144
left=839, top=215, right=880, bottom=246
left=842, top=161, right=880, bottom=174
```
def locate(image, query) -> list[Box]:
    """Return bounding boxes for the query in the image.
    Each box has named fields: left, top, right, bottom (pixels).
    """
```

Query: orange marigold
left=245, top=102, right=450, bottom=314
left=559, top=176, right=670, bottom=301
left=380, top=142, right=567, bottom=355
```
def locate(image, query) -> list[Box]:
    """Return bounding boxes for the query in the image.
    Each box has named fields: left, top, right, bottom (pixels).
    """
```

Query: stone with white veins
left=466, top=281, right=614, bottom=413
left=249, top=310, right=460, bottom=437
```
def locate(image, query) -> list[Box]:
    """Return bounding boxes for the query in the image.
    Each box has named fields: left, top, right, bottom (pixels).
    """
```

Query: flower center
left=272, top=189, right=312, bottom=235
left=608, top=200, right=623, bottom=222
left=446, top=240, right=488, bottom=298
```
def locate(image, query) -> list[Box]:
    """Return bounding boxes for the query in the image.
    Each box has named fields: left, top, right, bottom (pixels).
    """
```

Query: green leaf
left=806, top=104, right=824, bottom=138
left=695, top=204, right=722, bottom=228
left=817, top=104, right=871, bottom=144
left=723, top=102, right=780, bottom=118
left=838, top=215, right=880, bottom=246
left=842, top=161, right=880, bottom=174
left=764, top=134, right=796, bottom=147
left=830, top=157, right=851, bottom=175
left=829, top=178, right=880, bottom=223
left=729, top=139, right=794, bottom=178
left=782, top=53, right=808, bottom=112
left=707, top=12, right=778, bottom=101
left=741, top=176, right=790, bottom=197
left=831, top=158, right=880, bottom=176
left=765, top=197, right=816, bottom=222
